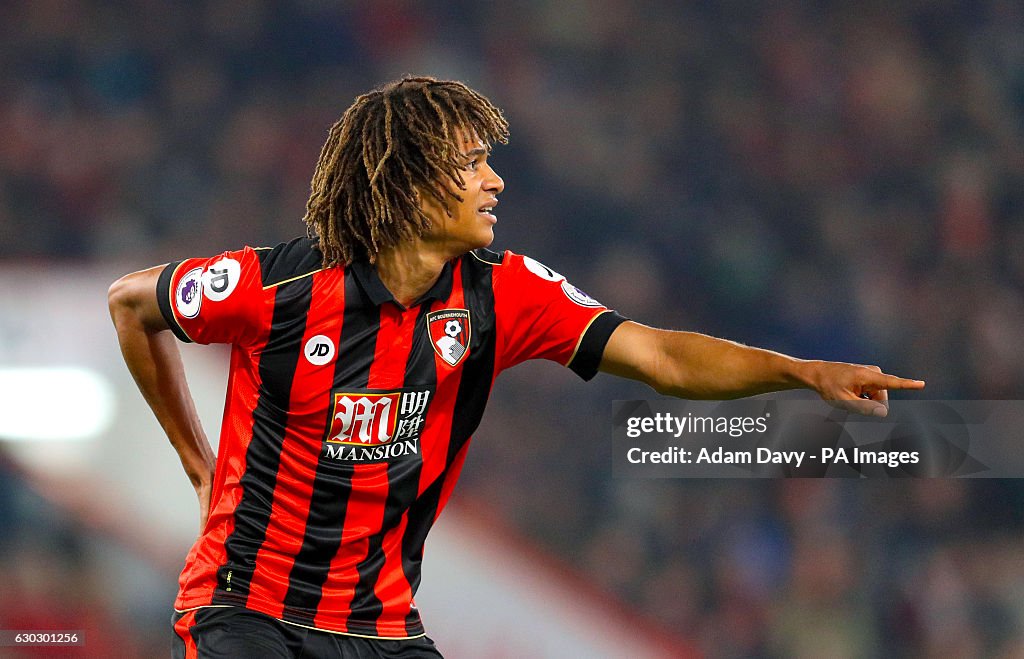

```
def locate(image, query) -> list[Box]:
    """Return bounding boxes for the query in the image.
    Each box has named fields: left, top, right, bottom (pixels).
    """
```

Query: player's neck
left=373, top=239, right=450, bottom=308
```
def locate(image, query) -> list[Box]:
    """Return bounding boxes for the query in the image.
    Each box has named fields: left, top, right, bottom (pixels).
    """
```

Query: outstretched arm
left=108, top=266, right=216, bottom=531
left=599, top=321, right=925, bottom=416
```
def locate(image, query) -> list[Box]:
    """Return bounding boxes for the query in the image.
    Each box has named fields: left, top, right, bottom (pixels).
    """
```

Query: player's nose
left=484, top=164, right=504, bottom=194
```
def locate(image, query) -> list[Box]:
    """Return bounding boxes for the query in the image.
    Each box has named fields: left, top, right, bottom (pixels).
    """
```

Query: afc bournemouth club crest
left=427, top=309, right=471, bottom=367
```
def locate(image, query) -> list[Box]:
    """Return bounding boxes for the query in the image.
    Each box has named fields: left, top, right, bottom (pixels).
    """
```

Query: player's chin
left=473, top=228, right=495, bottom=250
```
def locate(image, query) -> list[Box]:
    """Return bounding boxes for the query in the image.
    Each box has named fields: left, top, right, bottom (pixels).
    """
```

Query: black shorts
left=172, top=607, right=444, bottom=659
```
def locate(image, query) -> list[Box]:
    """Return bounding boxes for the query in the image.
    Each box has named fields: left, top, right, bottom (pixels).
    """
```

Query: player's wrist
left=184, top=458, right=215, bottom=491
left=785, top=357, right=822, bottom=392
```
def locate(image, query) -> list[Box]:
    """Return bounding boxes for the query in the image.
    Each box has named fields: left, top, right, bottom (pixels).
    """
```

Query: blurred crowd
left=2, top=1, right=1023, bottom=657
left=0, top=453, right=174, bottom=657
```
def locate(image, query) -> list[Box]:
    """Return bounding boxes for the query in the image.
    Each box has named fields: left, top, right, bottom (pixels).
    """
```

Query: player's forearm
left=109, top=276, right=215, bottom=489
left=649, top=330, right=812, bottom=399
left=119, top=326, right=215, bottom=488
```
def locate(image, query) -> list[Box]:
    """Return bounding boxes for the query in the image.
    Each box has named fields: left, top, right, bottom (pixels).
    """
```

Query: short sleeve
left=156, top=247, right=266, bottom=345
left=493, top=251, right=628, bottom=380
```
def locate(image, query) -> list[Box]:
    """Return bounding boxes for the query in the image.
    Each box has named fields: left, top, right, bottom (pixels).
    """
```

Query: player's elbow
left=644, top=349, right=702, bottom=399
left=107, top=267, right=167, bottom=332
left=108, top=274, right=140, bottom=319
left=650, top=376, right=707, bottom=400
left=647, top=350, right=730, bottom=400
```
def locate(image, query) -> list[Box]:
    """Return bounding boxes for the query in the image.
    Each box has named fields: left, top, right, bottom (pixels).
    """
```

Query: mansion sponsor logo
left=323, top=388, right=432, bottom=462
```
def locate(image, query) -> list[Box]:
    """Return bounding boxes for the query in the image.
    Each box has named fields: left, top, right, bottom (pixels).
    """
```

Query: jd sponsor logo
left=522, top=256, right=564, bottom=282
left=304, top=334, right=336, bottom=366
left=203, top=257, right=240, bottom=302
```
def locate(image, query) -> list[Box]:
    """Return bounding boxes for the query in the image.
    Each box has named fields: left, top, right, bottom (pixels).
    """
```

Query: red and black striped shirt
left=157, top=237, right=626, bottom=639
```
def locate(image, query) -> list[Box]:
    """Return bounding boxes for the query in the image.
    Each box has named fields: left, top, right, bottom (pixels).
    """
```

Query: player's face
left=420, top=132, right=504, bottom=254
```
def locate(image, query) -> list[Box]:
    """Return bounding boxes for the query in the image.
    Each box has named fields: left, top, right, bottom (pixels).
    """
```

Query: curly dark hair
left=303, top=76, right=509, bottom=266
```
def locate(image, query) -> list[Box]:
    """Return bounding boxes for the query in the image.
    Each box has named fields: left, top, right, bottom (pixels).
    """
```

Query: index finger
left=874, top=373, right=926, bottom=390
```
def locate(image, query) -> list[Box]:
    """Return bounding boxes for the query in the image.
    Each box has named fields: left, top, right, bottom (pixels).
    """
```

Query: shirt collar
left=348, top=258, right=455, bottom=309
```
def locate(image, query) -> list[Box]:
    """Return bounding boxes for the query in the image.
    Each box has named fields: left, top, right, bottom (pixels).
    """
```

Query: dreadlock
left=303, top=76, right=510, bottom=266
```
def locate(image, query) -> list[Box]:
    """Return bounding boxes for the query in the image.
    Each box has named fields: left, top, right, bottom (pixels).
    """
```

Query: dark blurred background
left=1, top=1, right=1023, bottom=657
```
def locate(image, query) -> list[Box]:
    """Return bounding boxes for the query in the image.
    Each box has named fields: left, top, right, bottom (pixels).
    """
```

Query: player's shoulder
left=255, top=236, right=327, bottom=288
left=475, top=245, right=565, bottom=278
left=464, top=248, right=534, bottom=283
left=464, top=249, right=571, bottom=294
left=464, top=248, right=541, bottom=271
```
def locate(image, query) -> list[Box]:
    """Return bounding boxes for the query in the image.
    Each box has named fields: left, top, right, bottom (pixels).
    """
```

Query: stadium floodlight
left=0, top=367, right=115, bottom=442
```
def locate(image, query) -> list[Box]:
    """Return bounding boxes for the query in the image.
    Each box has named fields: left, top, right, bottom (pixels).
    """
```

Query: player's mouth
left=477, top=201, right=498, bottom=223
